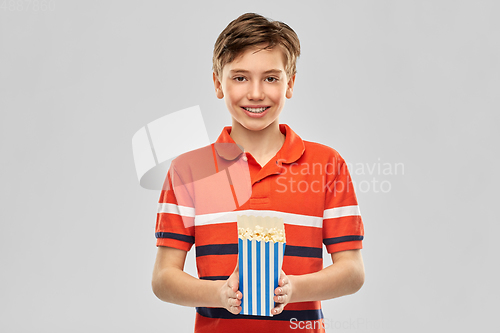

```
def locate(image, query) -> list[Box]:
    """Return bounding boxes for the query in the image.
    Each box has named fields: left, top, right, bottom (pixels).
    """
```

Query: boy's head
left=212, top=13, right=301, bottom=80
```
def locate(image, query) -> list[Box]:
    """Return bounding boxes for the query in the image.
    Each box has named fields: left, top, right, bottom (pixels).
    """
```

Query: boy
left=152, top=13, right=365, bottom=333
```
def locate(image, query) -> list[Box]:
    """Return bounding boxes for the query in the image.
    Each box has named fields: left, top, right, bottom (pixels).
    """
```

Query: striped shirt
left=155, top=124, right=364, bottom=332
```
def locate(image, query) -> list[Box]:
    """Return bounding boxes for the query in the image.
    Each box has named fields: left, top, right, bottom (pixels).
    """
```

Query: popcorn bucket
left=237, top=215, right=286, bottom=316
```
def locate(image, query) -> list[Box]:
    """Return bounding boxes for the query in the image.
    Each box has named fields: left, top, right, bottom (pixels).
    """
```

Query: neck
left=229, top=120, right=285, bottom=158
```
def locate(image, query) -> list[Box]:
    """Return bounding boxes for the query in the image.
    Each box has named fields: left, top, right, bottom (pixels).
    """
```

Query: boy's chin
left=236, top=121, right=277, bottom=133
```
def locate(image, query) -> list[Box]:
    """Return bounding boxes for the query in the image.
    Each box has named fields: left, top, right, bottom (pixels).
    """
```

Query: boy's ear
left=285, top=74, right=296, bottom=99
left=213, top=72, right=224, bottom=99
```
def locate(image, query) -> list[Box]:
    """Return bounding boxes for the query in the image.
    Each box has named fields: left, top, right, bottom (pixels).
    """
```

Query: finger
left=227, top=289, right=237, bottom=299
left=276, top=283, right=291, bottom=296
left=274, top=294, right=287, bottom=303
left=279, top=275, right=289, bottom=287
left=229, top=305, right=242, bottom=315
left=229, top=297, right=242, bottom=307
left=228, top=278, right=239, bottom=293
left=226, top=285, right=238, bottom=298
left=272, top=303, right=285, bottom=315
left=275, top=286, right=286, bottom=295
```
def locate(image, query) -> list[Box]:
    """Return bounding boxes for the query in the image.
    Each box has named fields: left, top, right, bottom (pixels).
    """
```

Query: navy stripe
left=199, top=276, right=230, bottom=280
left=284, top=245, right=322, bottom=258
left=196, top=244, right=238, bottom=257
left=196, top=307, right=324, bottom=321
left=324, top=235, right=364, bottom=245
left=155, top=232, right=194, bottom=244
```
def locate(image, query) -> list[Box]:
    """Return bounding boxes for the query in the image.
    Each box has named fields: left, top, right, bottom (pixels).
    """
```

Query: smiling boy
left=152, top=13, right=365, bottom=333
left=213, top=44, right=293, bottom=168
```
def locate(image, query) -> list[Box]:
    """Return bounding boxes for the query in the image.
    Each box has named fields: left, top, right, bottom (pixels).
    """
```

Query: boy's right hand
left=218, top=264, right=242, bottom=315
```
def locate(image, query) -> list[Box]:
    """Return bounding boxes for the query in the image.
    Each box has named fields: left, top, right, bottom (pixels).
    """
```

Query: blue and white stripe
left=239, top=238, right=286, bottom=317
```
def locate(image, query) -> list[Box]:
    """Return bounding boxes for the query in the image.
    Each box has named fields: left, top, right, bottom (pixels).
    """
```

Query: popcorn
left=237, top=215, right=286, bottom=317
left=238, top=226, right=286, bottom=243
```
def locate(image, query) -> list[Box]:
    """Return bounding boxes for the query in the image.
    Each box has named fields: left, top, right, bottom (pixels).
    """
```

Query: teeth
left=244, top=107, right=268, bottom=113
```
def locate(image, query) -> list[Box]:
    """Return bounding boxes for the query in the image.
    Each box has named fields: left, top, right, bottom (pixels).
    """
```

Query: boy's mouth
left=241, top=106, right=270, bottom=114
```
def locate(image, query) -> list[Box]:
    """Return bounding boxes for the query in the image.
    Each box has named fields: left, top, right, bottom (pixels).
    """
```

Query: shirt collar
left=214, top=123, right=305, bottom=164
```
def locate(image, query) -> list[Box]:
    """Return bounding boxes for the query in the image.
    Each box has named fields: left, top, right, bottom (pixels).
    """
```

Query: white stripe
left=278, top=243, right=284, bottom=274
left=242, top=239, right=248, bottom=313
left=251, top=240, right=257, bottom=315
left=260, top=241, right=265, bottom=315
left=194, top=209, right=323, bottom=228
left=194, top=211, right=235, bottom=225
left=323, top=205, right=361, bottom=219
left=278, top=242, right=284, bottom=315
left=268, top=242, right=274, bottom=317
left=157, top=203, right=195, bottom=217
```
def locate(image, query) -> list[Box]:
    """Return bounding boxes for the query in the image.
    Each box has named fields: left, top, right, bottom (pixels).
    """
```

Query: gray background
left=1, top=0, right=498, bottom=332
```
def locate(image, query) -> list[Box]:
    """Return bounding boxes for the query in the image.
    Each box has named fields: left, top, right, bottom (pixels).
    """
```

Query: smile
left=242, top=107, right=270, bottom=113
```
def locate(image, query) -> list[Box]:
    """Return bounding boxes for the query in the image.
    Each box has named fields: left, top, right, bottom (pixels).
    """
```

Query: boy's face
left=213, top=45, right=296, bottom=132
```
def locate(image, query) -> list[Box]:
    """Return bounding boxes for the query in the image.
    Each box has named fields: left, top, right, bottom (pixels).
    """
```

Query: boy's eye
left=234, top=76, right=246, bottom=82
left=265, top=77, right=278, bottom=83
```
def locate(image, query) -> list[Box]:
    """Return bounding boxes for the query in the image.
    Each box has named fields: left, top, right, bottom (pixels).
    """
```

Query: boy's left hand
left=272, top=270, right=292, bottom=315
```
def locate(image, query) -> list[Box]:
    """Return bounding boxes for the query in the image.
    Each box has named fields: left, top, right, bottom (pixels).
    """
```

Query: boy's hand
left=272, top=270, right=293, bottom=315
left=219, top=264, right=242, bottom=315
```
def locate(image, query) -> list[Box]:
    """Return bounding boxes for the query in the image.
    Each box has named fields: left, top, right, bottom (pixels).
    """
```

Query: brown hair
left=213, top=13, right=301, bottom=79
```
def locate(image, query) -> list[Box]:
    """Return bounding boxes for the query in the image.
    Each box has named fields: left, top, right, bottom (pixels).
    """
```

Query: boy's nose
left=247, top=83, right=264, bottom=100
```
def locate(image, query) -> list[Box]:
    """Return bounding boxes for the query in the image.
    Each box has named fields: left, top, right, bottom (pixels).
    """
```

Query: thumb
left=229, top=266, right=239, bottom=290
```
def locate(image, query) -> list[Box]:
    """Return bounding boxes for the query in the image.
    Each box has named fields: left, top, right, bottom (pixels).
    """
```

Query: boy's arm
left=152, top=246, right=242, bottom=314
left=275, top=249, right=364, bottom=307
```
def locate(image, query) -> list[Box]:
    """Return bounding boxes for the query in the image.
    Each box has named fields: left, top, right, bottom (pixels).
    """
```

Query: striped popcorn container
left=237, top=215, right=286, bottom=317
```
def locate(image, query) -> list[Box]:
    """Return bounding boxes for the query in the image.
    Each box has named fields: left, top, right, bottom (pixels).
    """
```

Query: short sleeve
left=155, top=164, right=195, bottom=251
left=322, top=156, right=364, bottom=253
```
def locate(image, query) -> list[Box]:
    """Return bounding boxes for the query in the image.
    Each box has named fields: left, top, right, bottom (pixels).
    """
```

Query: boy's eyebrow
left=229, top=69, right=283, bottom=75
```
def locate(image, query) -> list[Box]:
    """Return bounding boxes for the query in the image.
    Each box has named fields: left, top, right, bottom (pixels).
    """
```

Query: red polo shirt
left=155, top=124, right=364, bottom=332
